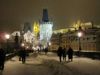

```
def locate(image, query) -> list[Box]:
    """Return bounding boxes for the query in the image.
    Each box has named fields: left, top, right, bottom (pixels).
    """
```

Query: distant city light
left=26, top=46, right=29, bottom=49
left=48, top=42, right=51, bottom=46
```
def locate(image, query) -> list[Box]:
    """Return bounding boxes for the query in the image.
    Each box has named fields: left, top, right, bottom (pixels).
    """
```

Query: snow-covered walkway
left=0, top=52, right=100, bottom=75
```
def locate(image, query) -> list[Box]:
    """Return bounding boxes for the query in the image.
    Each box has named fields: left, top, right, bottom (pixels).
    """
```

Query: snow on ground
left=0, top=52, right=100, bottom=75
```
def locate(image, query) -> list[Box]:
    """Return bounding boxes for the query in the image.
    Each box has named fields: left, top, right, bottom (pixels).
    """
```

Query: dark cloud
left=0, top=0, right=100, bottom=32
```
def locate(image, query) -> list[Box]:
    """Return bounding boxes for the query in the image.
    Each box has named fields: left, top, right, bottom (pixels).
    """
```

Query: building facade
left=50, top=27, right=100, bottom=52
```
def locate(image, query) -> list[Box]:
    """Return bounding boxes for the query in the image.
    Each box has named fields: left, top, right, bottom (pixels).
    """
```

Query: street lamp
left=21, top=43, right=25, bottom=47
left=77, top=32, right=83, bottom=56
left=5, top=34, right=10, bottom=53
left=58, top=33, right=62, bottom=46
left=5, top=34, right=10, bottom=40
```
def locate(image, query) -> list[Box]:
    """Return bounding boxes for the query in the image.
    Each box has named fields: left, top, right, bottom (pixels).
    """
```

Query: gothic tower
left=40, top=9, right=53, bottom=47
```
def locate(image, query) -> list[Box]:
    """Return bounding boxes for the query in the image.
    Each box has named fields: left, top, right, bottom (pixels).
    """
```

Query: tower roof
left=42, top=9, right=49, bottom=22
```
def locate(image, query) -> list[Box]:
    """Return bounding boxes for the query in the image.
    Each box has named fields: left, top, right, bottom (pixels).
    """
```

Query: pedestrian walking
left=18, top=49, right=22, bottom=61
left=57, top=46, right=63, bottom=62
left=44, top=47, right=48, bottom=55
left=62, top=47, right=67, bottom=61
left=20, top=47, right=27, bottom=64
left=0, top=48, right=6, bottom=70
left=67, top=47, right=73, bottom=61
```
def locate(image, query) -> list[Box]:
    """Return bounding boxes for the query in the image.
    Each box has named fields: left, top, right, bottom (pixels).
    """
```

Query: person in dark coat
left=0, top=48, right=6, bottom=70
left=18, top=49, right=22, bottom=61
left=44, top=47, right=48, bottom=55
left=57, top=46, right=63, bottom=62
left=62, top=47, right=67, bottom=61
left=20, top=47, right=27, bottom=64
left=67, top=47, right=73, bottom=61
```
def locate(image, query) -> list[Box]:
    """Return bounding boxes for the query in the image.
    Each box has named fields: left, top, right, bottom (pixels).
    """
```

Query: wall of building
left=50, top=28, right=100, bottom=52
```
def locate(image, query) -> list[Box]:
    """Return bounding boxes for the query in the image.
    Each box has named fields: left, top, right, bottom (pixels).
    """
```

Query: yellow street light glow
left=33, top=21, right=40, bottom=36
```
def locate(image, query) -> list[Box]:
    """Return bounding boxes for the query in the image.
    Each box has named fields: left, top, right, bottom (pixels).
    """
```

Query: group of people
left=0, top=45, right=73, bottom=70
left=57, top=46, right=73, bottom=62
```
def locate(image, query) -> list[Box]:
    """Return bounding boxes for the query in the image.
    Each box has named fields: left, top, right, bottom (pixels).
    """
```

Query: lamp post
left=5, top=34, right=10, bottom=53
left=21, top=43, right=25, bottom=47
left=77, top=32, right=82, bottom=56
left=58, top=33, right=62, bottom=46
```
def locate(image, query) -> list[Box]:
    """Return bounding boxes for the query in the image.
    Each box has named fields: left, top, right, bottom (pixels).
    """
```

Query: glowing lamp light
left=77, top=32, right=82, bottom=37
left=48, top=42, right=51, bottom=46
left=21, top=43, right=25, bottom=47
left=26, top=46, right=29, bottom=49
left=5, top=34, right=10, bottom=39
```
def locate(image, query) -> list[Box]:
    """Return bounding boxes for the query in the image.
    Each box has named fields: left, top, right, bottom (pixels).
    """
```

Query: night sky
left=0, top=0, right=100, bottom=32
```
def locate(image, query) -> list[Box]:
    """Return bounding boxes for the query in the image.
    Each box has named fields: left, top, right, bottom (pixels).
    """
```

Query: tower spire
left=42, top=9, right=49, bottom=22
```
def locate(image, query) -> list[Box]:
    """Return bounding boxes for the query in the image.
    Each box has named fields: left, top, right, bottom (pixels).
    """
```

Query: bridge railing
left=50, top=50, right=100, bottom=59
left=74, top=50, right=100, bottom=59
left=5, top=52, right=17, bottom=60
